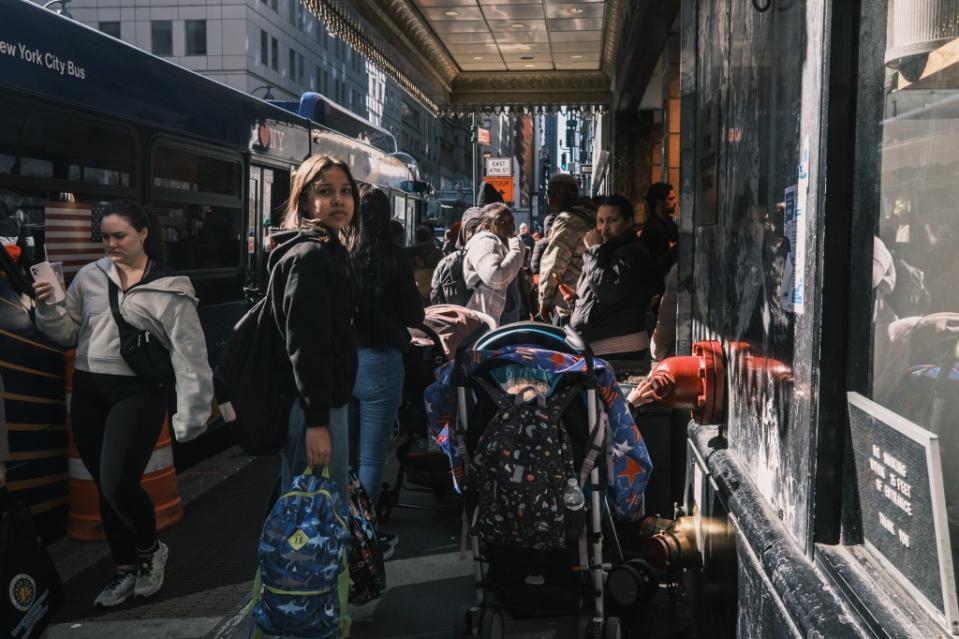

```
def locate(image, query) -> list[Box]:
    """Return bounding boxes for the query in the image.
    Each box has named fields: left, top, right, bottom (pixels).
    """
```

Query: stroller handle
left=467, top=321, right=595, bottom=374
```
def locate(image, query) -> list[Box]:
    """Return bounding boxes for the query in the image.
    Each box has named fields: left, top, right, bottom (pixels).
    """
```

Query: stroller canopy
left=425, top=344, right=653, bottom=522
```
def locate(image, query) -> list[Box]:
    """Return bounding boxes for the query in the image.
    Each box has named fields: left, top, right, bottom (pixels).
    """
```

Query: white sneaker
left=94, top=572, right=136, bottom=608
left=134, top=541, right=169, bottom=598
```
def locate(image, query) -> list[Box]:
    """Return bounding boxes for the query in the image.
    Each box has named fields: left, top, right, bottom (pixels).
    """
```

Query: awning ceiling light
left=303, top=0, right=632, bottom=116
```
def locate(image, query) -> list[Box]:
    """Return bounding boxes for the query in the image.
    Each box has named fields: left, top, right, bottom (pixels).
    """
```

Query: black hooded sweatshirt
left=570, top=230, right=663, bottom=343
left=268, top=228, right=357, bottom=428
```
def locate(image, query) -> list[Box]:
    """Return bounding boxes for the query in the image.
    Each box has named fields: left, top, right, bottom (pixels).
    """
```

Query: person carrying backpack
left=32, top=202, right=213, bottom=608
left=430, top=207, right=484, bottom=306
left=462, top=204, right=526, bottom=325
left=268, top=155, right=360, bottom=505
left=349, top=188, right=423, bottom=558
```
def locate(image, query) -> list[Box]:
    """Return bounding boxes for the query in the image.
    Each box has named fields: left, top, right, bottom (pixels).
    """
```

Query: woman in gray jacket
left=463, top=203, right=526, bottom=325
left=33, top=202, right=213, bottom=609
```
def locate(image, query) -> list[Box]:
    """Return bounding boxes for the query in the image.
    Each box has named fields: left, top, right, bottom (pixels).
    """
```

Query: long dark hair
left=351, top=188, right=396, bottom=300
left=102, top=201, right=165, bottom=262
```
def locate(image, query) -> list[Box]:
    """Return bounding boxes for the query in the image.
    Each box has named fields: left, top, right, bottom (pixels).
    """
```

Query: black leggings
left=71, top=370, right=166, bottom=566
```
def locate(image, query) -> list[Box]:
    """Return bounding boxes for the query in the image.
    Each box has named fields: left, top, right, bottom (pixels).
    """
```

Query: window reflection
left=871, top=26, right=959, bottom=585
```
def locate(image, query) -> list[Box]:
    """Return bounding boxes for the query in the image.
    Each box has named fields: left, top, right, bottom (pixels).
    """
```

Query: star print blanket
left=424, top=345, right=653, bottom=522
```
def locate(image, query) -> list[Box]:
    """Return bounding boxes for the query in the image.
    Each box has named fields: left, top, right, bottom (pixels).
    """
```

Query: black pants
left=71, top=370, right=166, bottom=566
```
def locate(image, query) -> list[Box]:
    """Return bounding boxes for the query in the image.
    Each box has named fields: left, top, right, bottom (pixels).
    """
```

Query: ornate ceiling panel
left=303, top=0, right=630, bottom=115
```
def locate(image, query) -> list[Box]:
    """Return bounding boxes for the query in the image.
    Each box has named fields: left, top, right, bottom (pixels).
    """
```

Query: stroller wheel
left=604, top=617, right=622, bottom=639
left=606, top=559, right=657, bottom=607
left=453, top=604, right=478, bottom=638
left=479, top=605, right=505, bottom=639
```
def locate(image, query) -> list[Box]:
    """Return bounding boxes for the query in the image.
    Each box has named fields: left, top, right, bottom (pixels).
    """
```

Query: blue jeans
left=281, top=401, right=350, bottom=504
left=349, top=348, right=405, bottom=504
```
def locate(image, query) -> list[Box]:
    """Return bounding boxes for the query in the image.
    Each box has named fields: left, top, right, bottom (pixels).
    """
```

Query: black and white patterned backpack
left=466, top=380, right=582, bottom=551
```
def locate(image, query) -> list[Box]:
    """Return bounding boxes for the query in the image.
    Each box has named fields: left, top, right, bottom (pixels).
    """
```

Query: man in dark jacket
left=640, top=182, right=679, bottom=278
left=570, top=195, right=663, bottom=359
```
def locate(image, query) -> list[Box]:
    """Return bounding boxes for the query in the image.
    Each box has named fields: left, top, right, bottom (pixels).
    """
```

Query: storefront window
left=866, top=0, right=959, bottom=613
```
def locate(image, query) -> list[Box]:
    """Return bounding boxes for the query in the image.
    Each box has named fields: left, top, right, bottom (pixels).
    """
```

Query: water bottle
left=562, top=478, right=585, bottom=511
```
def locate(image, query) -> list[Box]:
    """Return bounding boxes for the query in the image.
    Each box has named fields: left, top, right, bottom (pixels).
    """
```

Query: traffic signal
left=561, top=153, right=567, bottom=171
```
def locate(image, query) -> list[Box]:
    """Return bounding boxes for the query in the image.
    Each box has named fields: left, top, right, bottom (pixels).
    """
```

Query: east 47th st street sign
left=486, top=158, right=511, bottom=177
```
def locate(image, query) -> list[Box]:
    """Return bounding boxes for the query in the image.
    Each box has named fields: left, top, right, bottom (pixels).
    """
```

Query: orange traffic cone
left=64, top=350, right=185, bottom=541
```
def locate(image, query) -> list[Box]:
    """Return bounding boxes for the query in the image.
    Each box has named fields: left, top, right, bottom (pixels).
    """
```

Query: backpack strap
left=107, top=278, right=135, bottom=336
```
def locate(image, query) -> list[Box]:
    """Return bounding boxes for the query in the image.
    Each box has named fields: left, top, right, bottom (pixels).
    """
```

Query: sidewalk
left=42, top=446, right=695, bottom=638
left=43, top=448, right=277, bottom=639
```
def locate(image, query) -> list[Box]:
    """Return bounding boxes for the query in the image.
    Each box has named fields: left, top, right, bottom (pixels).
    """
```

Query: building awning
left=302, top=0, right=653, bottom=116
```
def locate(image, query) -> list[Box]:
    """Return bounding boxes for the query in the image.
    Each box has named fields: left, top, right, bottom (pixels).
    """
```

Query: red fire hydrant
left=628, top=340, right=725, bottom=424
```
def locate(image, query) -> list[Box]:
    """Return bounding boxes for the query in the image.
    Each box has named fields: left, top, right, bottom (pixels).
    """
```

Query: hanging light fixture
left=885, top=0, right=959, bottom=82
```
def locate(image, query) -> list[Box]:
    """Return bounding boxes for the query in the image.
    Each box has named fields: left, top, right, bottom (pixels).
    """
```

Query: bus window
left=153, top=146, right=241, bottom=195
left=149, top=141, right=243, bottom=279
left=0, top=105, right=136, bottom=188
left=0, top=102, right=138, bottom=276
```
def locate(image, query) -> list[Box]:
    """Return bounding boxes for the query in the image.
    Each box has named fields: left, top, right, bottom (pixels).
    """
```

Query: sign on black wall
left=848, top=392, right=959, bottom=632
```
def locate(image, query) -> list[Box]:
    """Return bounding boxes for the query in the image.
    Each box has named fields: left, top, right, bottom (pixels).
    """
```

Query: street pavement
left=42, top=447, right=694, bottom=639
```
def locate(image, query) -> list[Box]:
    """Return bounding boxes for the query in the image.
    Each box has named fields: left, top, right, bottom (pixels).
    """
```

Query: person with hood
left=463, top=203, right=526, bottom=325
left=568, top=194, right=663, bottom=360
left=429, top=207, right=485, bottom=306
left=478, top=181, right=505, bottom=206
left=406, top=224, right=444, bottom=303
left=538, top=173, right=596, bottom=323
left=350, top=187, right=424, bottom=558
left=33, top=202, right=213, bottom=608
left=268, top=155, right=359, bottom=509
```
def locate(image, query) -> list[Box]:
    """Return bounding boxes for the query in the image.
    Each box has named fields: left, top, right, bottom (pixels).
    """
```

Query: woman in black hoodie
left=569, top=194, right=663, bottom=360
left=268, top=155, right=359, bottom=501
left=349, top=188, right=424, bottom=554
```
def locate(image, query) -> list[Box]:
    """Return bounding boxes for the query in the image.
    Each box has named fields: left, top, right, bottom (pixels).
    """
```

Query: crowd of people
left=431, top=174, right=678, bottom=365
left=20, top=154, right=678, bottom=632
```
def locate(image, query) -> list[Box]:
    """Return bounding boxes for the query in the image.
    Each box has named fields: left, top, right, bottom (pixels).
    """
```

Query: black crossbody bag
left=107, top=279, right=175, bottom=387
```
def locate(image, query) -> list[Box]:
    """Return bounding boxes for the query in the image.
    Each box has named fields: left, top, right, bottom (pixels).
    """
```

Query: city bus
left=0, top=0, right=428, bottom=528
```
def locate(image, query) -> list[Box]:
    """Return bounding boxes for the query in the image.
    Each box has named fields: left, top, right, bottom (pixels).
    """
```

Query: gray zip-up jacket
left=35, top=257, right=214, bottom=442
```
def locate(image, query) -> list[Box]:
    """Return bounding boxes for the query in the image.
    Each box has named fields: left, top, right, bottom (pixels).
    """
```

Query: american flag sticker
left=44, top=202, right=106, bottom=281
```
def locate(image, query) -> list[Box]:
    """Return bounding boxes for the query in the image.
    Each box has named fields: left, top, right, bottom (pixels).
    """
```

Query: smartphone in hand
left=30, top=261, right=66, bottom=304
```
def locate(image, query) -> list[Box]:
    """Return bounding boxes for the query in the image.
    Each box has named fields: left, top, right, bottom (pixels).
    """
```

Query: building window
left=288, top=48, right=295, bottom=79
left=271, top=37, right=278, bottom=71
left=322, top=69, right=329, bottom=95
left=185, top=20, right=206, bottom=56
left=288, top=0, right=295, bottom=25
left=858, top=0, right=959, bottom=614
left=151, top=20, right=173, bottom=56
left=99, top=21, right=121, bottom=39
left=270, top=0, right=277, bottom=11
left=260, top=30, right=268, bottom=65
left=297, top=53, right=304, bottom=84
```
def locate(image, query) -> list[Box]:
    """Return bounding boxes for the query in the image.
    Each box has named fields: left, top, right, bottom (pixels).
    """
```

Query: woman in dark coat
left=569, top=194, right=664, bottom=360
left=350, top=189, right=424, bottom=507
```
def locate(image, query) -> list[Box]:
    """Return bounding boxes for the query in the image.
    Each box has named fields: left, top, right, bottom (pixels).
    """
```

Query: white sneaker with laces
left=378, top=533, right=398, bottom=561
left=94, top=571, right=136, bottom=608
left=134, top=541, right=169, bottom=598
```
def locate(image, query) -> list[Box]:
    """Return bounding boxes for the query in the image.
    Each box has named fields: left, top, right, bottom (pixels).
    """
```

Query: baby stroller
left=438, top=322, right=647, bottom=639
left=380, top=305, right=496, bottom=516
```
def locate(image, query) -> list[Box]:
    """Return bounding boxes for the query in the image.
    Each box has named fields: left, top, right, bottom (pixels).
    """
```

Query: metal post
left=471, top=112, right=479, bottom=207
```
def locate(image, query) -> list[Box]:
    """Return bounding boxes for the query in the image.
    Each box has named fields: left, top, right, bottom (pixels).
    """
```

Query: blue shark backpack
left=254, top=466, right=351, bottom=638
